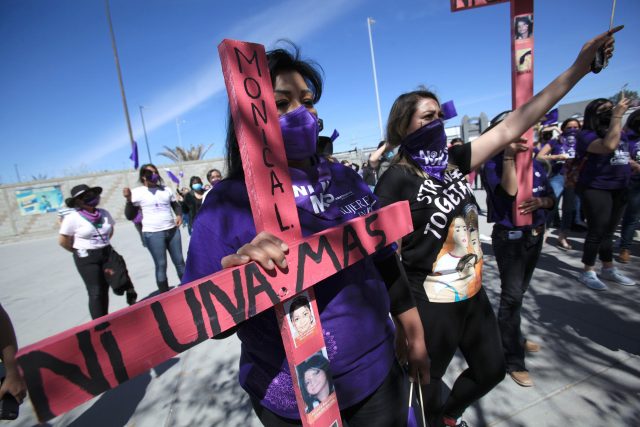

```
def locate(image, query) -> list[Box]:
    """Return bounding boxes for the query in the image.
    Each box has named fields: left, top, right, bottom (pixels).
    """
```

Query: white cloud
left=77, top=0, right=363, bottom=167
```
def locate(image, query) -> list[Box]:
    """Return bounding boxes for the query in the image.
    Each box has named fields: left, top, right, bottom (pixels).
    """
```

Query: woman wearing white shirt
left=59, top=184, right=137, bottom=319
left=123, top=164, right=185, bottom=293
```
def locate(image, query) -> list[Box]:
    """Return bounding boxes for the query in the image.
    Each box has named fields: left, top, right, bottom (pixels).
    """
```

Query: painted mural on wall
left=15, top=186, right=64, bottom=215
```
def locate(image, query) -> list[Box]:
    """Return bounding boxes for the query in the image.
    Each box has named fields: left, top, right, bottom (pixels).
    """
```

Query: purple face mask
left=279, top=106, right=319, bottom=160
left=400, top=119, right=449, bottom=181
left=148, top=173, right=160, bottom=184
left=83, top=196, right=100, bottom=207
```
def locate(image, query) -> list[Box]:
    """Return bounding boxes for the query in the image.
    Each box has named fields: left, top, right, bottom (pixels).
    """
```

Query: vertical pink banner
left=218, top=39, right=343, bottom=426
left=511, top=0, right=534, bottom=226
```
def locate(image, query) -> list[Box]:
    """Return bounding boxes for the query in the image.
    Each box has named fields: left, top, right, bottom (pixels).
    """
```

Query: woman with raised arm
left=123, top=164, right=186, bottom=293
left=182, top=44, right=429, bottom=426
left=374, top=28, right=621, bottom=427
left=575, top=96, right=635, bottom=290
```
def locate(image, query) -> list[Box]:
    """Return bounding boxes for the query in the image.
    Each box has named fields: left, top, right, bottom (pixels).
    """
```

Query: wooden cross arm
left=17, top=201, right=412, bottom=422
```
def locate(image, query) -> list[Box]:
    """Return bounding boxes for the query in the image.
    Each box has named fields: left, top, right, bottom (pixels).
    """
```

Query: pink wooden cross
left=16, top=40, right=413, bottom=427
left=452, top=0, right=535, bottom=226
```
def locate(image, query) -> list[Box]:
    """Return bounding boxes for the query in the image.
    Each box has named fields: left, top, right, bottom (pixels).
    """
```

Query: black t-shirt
left=375, top=144, right=483, bottom=303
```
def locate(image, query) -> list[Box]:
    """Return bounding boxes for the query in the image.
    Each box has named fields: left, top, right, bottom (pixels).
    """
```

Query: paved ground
left=1, top=189, right=639, bottom=426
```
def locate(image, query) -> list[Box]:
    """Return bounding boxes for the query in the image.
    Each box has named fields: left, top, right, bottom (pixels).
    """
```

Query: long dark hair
left=225, top=42, right=324, bottom=179
left=297, top=354, right=334, bottom=412
left=582, top=98, right=612, bottom=136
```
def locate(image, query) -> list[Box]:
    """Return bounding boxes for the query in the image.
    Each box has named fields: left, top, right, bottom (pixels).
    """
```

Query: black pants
left=492, top=226, right=544, bottom=372
left=417, top=288, right=505, bottom=420
left=581, top=188, right=628, bottom=266
left=250, top=361, right=406, bottom=427
left=73, top=246, right=111, bottom=319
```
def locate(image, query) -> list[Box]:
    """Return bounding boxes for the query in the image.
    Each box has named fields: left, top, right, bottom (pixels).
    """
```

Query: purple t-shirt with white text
left=576, top=130, right=631, bottom=190
left=182, top=157, right=395, bottom=419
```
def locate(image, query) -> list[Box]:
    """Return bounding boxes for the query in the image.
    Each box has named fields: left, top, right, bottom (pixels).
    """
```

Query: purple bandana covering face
left=279, top=106, right=319, bottom=160
left=400, top=119, right=449, bottom=181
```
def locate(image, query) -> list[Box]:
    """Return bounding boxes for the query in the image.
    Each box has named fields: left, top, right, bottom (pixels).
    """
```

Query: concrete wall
left=0, top=157, right=226, bottom=242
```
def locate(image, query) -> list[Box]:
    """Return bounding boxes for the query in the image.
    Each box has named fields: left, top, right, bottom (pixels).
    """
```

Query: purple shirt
left=576, top=130, right=631, bottom=190
left=182, top=157, right=395, bottom=419
left=548, top=133, right=578, bottom=176
left=482, top=154, right=553, bottom=229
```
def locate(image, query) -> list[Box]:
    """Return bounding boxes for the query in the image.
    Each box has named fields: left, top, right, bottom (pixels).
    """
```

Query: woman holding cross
left=374, top=28, right=621, bottom=427
left=183, top=45, right=429, bottom=426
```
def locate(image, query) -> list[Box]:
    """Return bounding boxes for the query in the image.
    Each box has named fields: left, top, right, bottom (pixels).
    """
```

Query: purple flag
left=330, top=129, right=339, bottom=142
left=165, top=169, right=180, bottom=184
left=129, top=141, right=139, bottom=169
left=441, top=100, right=457, bottom=120
left=542, top=108, right=558, bottom=125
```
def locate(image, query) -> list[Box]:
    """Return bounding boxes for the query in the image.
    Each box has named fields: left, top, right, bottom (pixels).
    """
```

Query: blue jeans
left=143, top=227, right=185, bottom=292
left=547, top=174, right=564, bottom=227
left=620, top=180, right=640, bottom=250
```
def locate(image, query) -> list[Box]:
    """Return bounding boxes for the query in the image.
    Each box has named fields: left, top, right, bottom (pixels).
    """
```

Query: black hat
left=65, top=184, right=103, bottom=208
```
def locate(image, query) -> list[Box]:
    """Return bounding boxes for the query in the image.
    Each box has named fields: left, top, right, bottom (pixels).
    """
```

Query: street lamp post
left=104, top=0, right=136, bottom=164
left=175, top=118, right=185, bottom=151
left=138, top=105, right=152, bottom=163
left=367, top=17, right=385, bottom=142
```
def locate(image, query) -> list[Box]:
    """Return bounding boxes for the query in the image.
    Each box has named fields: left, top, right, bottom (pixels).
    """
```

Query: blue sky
left=1, top=0, right=638, bottom=184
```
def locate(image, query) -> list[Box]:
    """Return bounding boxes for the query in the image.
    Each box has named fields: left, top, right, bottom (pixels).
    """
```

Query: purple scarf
left=78, top=208, right=102, bottom=225
left=400, top=119, right=448, bottom=181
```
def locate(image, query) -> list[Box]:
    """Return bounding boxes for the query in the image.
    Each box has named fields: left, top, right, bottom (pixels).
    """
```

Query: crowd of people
left=2, top=26, right=637, bottom=427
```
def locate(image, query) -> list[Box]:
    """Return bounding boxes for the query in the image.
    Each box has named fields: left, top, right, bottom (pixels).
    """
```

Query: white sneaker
left=578, top=271, right=608, bottom=290
left=600, top=267, right=636, bottom=286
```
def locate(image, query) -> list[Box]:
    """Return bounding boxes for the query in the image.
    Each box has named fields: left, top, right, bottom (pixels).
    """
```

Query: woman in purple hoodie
left=182, top=44, right=428, bottom=427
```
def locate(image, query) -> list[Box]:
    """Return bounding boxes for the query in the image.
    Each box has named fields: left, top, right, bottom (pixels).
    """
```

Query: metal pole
left=139, top=105, right=152, bottom=163
left=175, top=118, right=184, bottom=150
left=104, top=0, right=136, bottom=156
left=367, top=17, right=385, bottom=141
left=14, top=164, right=21, bottom=183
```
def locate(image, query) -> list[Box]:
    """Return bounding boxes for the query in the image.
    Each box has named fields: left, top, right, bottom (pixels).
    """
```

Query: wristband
left=503, top=157, right=515, bottom=161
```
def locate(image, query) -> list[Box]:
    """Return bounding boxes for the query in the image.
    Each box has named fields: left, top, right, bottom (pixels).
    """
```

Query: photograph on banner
left=514, top=14, right=533, bottom=41
left=15, top=185, right=64, bottom=215
left=516, top=48, right=533, bottom=73
left=450, top=0, right=508, bottom=12
left=285, top=291, right=318, bottom=346
left=296, top=348, right=337, bottom=417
